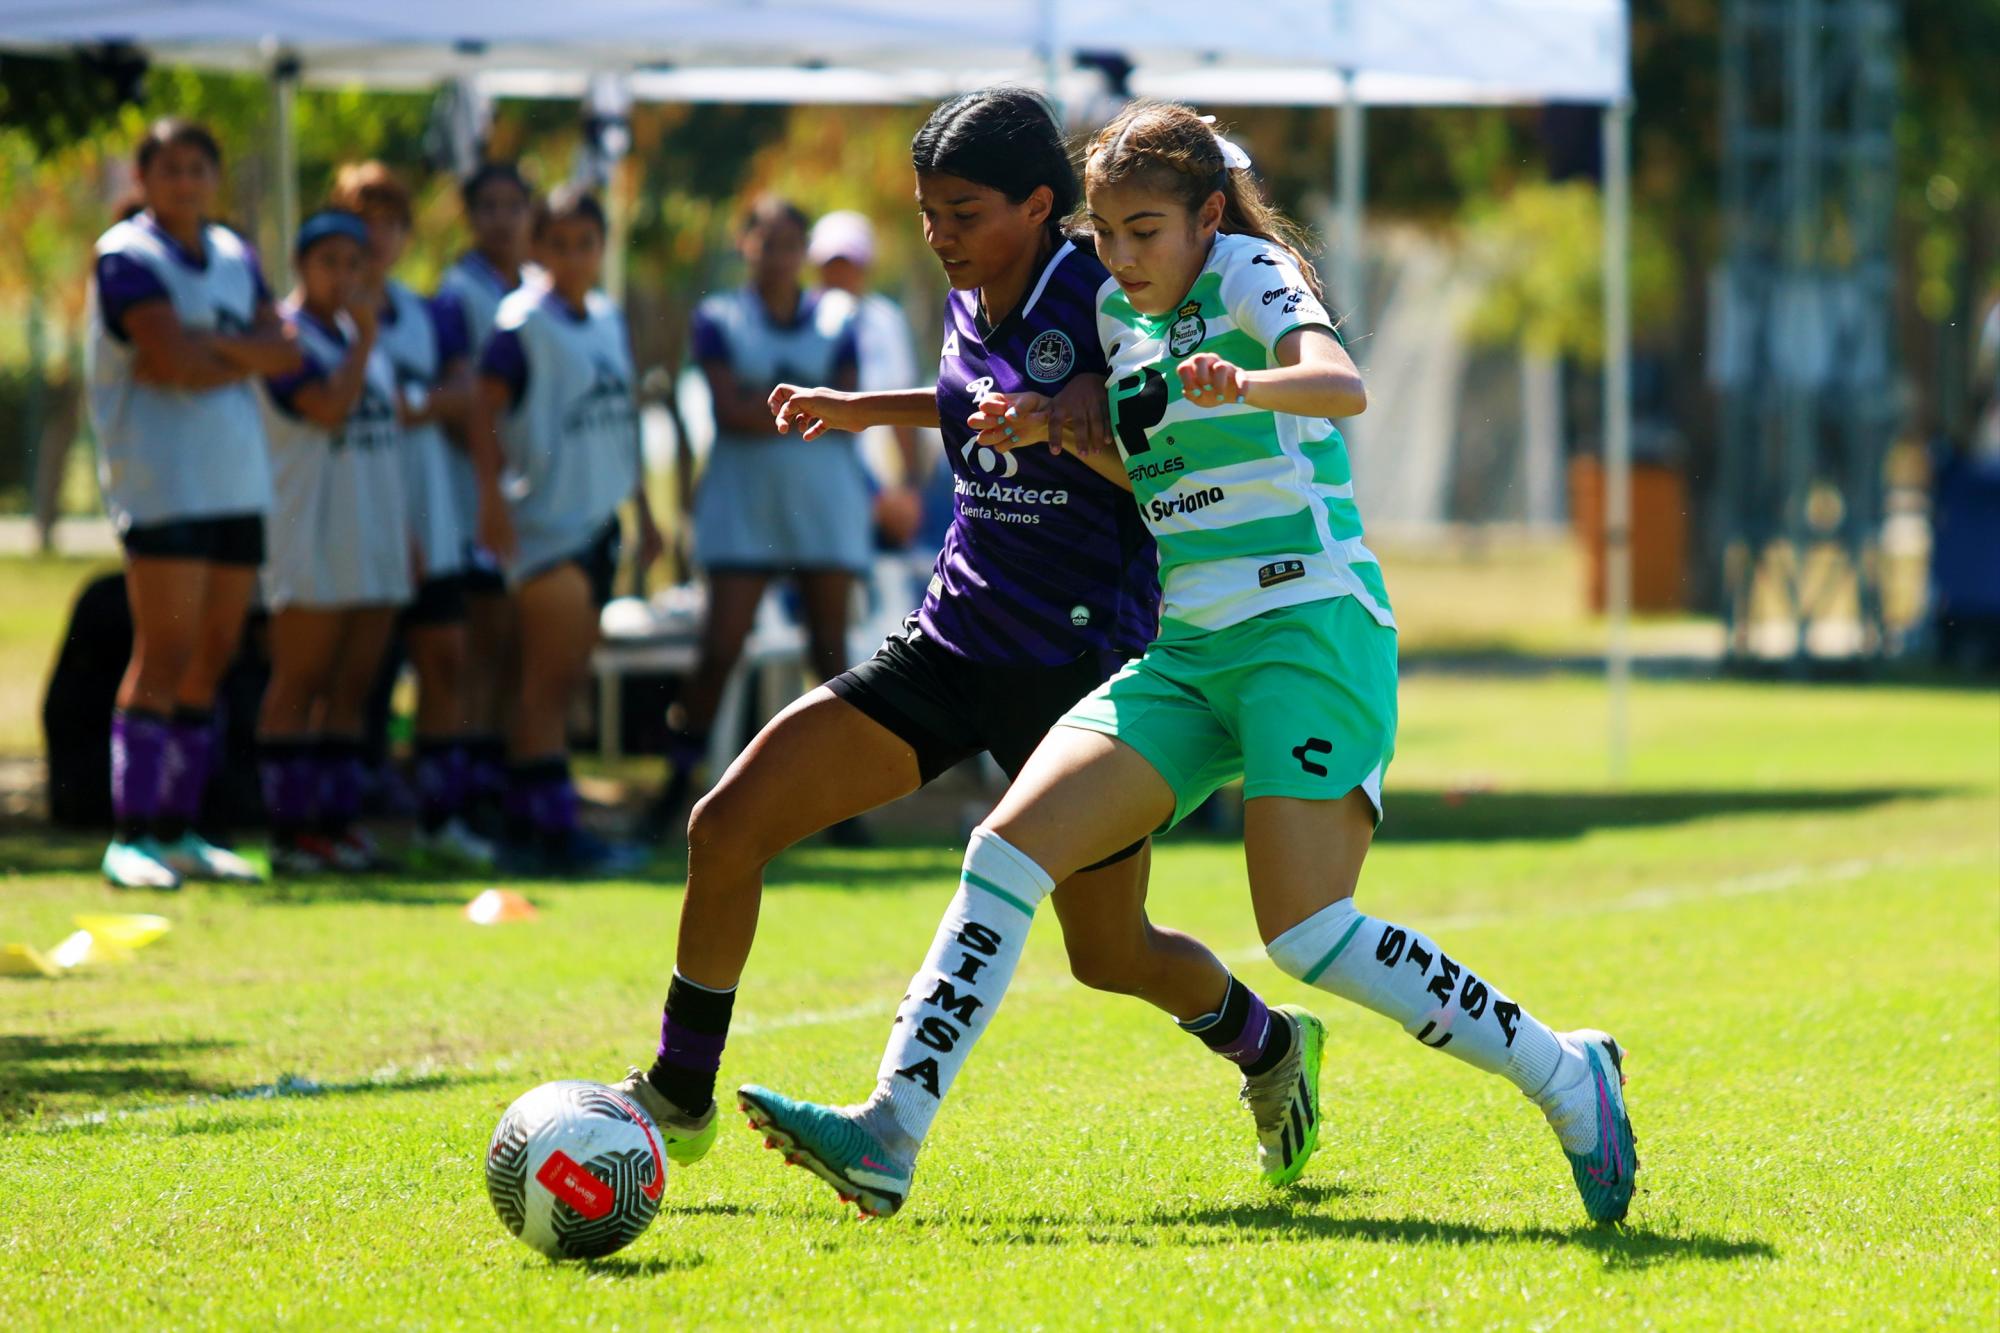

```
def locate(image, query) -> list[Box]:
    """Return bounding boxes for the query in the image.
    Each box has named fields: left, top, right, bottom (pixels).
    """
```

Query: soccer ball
left=485, top=1080, right=667, bottom=1259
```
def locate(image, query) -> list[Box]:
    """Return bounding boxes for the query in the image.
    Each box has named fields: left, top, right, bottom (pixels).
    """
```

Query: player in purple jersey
left=607, top=91, right=1320, bottom=1196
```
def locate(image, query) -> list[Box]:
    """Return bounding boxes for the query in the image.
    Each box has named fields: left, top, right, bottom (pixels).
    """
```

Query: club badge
left=1025, top=328, right=1076, bottom=383
left=1167, top=301, right=1207, bottom=358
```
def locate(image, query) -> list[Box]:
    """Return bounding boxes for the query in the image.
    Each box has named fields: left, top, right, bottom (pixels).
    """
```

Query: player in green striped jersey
left=747, top=101, right=1637, bottom=1224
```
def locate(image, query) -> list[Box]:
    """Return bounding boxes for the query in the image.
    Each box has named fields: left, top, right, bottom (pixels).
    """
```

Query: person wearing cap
left=85, top=117, right=302, bottom=891
left=255, top=208, right=414, bottom=875
left=809, top=210, right=928, bottom=548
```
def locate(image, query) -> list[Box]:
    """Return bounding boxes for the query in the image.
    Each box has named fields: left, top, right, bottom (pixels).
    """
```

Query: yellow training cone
left=0, top=943, right=60, bottom=978
left=74, top=914, right=173, bottom=952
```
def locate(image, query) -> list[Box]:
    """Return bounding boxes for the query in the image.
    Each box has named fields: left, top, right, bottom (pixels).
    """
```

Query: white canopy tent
left=1, top=0, right=1636, bottom=777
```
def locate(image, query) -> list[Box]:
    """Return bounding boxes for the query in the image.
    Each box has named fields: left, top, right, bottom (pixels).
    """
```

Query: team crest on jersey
left=1024, top=329, right=1075, bottom=384
left=1167, top=302, right=1207, bottom=358
left=941, top=329, right=961, bottom=359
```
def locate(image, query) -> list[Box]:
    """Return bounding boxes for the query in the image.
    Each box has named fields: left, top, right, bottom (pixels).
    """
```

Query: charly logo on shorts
left=1167, top=301, right=1207, bottom=357
left=1069, top=605, right=1091, bottom=627
left=1025, top=329, right=1076, bottom=383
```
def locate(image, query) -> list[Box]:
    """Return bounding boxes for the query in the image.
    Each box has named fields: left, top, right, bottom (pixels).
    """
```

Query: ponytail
left=1084, top=100, right=1324, bottom=300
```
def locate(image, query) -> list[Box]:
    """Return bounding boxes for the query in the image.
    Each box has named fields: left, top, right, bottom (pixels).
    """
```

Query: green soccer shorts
left=1059, top=595, right=1398, bottom=832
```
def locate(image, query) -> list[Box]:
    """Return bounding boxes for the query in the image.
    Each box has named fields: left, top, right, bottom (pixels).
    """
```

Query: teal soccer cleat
left=738, top=1085, right=913, bottom=1218
left=1544, top=1030, right=1639, bottom=1223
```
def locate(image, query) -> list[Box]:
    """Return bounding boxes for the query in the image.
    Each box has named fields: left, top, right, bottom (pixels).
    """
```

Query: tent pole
left=1335, top=69, right=1365, bottom=344
left=1602, top=99, right=1633, bottom=783
left=272, top=53, right=301, bottom=253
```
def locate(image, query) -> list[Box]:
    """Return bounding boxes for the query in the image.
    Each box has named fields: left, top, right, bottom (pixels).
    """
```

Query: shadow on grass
left=969, top=1189, right=1776, bottom=1268
left=0, top=1032, right=239, bottom=1119
left=1, top=1030, right=500, bottom=1127
left=581, top=1251, right=708, bottom=1278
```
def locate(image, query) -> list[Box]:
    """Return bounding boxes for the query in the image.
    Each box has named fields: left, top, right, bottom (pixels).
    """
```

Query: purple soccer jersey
left=921, top=240, right=1159, bottom=666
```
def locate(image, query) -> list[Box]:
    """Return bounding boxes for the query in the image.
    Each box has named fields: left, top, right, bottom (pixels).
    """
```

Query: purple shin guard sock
left=1179, top=976, right=1291, bottom=1073
left=413, top=739, right=465, bottom=833
left=157, top=707, right=218, bottom=842
left=111, top=709, right=171, bottom=844
left=259, top=739, right=320, bottom=841
left=646, top=972, right=738, bottom=1117
left=317, top=739, right=368, bottom=836
left=511, top=756, right=580, bottom=843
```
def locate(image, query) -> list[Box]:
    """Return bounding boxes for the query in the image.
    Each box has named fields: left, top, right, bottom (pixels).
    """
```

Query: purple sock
left=646, top=971, right=738, bottom=1114
left=111, top=709, right=170, bottom=842
left=319, top=741, right=367, bottom=833
left=413, top=740, right=463, bottom=832
left=260, top=740, right=319, bottom=838
left=1180, top=976, right=1279, bottom=1068
left=510, top=757, right=579, bottom=840
left=158, top=708, right=218, bottom=837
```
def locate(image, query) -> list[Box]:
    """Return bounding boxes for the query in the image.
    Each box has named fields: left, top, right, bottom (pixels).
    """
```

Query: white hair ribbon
left=1198, top=113, right=1253, bottom=172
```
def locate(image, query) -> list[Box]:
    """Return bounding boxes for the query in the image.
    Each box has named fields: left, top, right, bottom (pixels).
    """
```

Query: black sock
left=646, top=971, right=737, bottom=1116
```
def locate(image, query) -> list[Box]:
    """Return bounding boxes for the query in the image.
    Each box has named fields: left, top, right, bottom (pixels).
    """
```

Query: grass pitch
left=1, top=673, right=1995, bottom=1329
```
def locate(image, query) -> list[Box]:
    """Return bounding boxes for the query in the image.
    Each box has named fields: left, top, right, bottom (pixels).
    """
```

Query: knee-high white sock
left=864, top=829, right=1054, bottom=1152
left=1268, top=899, right=1570, bottom=1099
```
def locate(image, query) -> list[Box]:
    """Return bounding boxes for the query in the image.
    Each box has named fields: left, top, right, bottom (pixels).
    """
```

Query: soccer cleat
left=612, top=1067, right=719, bottom=1166
left=157, top=832, right=263, bottom=883
left=1240, top=1005, right=1326, bottom=1187
left=737, top=1085, right=912, bottom=1218
left=1541, top=1029, right=1639, bottom=1223
left=413, top=817, right=498, bottom=871
left=271, top=834, right=334, bottom=876
left=102, top=838, right=182, bottom=890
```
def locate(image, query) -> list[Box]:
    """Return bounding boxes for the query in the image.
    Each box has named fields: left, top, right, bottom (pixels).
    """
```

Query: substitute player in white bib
left=86, top=117, right=301, bottom=889
left=334, top=162, right=494, bottom=869
left=745, top=102, right=1638, bottom=1226
left=468, top=186, right=660, bottom=874
left=435, top=162, right=539, bottom=828
left=257, top=210, right=413, bottom=874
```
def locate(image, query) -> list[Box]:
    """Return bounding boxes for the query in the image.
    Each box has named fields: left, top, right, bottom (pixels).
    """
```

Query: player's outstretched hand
left=1177, top=353, right=1250, bottom=409
left=969, top=392, right=1051, bottom=452
left=769, top=383, right=865, bottom=441
left=1046, top=374, right=1110, bottom=455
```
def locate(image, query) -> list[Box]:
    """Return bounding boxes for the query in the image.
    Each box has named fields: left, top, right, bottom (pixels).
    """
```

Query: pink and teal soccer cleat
left=738, top=1084, right=913, bottom=1218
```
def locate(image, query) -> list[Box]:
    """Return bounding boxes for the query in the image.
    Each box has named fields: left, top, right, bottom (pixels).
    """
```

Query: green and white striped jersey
left=1096, top=233, right=1393, bottom=638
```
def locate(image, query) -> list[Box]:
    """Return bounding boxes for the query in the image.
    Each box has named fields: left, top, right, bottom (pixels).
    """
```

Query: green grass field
left=2, top=671, right=1996, bottom=1328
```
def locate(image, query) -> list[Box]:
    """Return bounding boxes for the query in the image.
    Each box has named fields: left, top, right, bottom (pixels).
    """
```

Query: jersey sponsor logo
left=1069, top=605, right=1092, bottom=627
left=1259, top=559, right=1307, bottom=588
left=1166, top=300, right=1207, bottom=357
left=1127, top=455, right=1186, bottom=482
left=1147, top=484, right=1224, bottom=523
left=955, top=475, right=1070, bottom=507
left=960, top=437, right=1020, bottom=478
left=1024, top=328, right=1076, bottom=383
left=1262, top=286, right=1306, bottom=316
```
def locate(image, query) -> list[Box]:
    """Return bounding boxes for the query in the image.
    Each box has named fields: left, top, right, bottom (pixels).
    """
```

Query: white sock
left=1267, top=899, right=1571, bottom=1100
left=862, top=829, right=1054, bottom=1153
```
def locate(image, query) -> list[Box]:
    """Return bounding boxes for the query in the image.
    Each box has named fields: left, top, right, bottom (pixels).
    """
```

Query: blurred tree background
left=1, top=0, right=1993, bottom=585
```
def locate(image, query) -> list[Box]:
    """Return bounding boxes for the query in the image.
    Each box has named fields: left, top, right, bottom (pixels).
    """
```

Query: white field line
left=28, top=847, right=1985, bottom=1130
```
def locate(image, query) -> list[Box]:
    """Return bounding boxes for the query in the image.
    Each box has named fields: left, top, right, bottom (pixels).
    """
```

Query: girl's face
left=538, top=215, right=605, bottom=297
left=1087, top=178, right=1223, bottom=317
left=358, top=203, right=408, bottom=276
left=915, top=172, right=1049, bottom=293
left=140, top=142, right=219, bottom=228
left=468, top=180, right=531, bottom=261
left=741, top=216, right=806, bottom=290
left=298, top=236, right=364, bottom=311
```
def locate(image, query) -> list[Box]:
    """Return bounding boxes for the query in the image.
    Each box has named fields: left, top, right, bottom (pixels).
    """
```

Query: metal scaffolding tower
left=1717, top=0, right=1899, bottom=662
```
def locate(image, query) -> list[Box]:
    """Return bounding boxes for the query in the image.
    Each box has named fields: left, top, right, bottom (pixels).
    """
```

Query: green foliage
left=0, top=674, right=1995, bottom=1326
left=1459, top=180, right=1677, bottom=363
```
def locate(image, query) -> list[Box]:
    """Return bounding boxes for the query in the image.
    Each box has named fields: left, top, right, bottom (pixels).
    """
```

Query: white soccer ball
left=485, top=1080, right=667, bottom=1259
